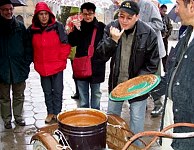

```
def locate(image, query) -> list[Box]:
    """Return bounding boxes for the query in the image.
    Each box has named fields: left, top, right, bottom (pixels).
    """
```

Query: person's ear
left=136, top=14, right=140, bottom=21
left=190, top=0, right=194, bottom=13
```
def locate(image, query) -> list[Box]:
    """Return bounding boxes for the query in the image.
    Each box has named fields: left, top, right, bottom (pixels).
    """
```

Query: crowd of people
left=0, top=0, right=194, bottom=149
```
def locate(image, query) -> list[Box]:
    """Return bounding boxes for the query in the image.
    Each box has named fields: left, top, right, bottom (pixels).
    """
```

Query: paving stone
left=34, top=112, right=47, bottom=120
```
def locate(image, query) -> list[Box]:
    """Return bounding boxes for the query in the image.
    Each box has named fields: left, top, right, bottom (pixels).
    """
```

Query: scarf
left=0, top=15, right=15, bottom=34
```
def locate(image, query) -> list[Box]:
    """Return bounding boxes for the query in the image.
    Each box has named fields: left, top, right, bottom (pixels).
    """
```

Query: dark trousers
left=0, top=82, right=26, bottom=122
left=162, top=37, right=169, bottom=72
left=40, top=71, right=63, bottom=115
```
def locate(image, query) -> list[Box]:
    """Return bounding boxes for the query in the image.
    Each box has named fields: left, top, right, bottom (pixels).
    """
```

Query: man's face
left=82, top=9, right=95, bottom=23
left=38, top=11, right=49, bottom=27
left=0, top=4, right=14, bottom=19
left=160, top=7, right=167, bottom=17
left=118, top=10, right=139, bottom=30
left=175, top=0, right=193, bottom=25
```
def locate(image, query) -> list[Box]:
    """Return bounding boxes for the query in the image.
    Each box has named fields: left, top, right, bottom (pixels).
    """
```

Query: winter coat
left=68, top=17, right=106, bottom=84
left=157, top=25, right=194, bottom=150
left=0, top=15, right=33, bottom=84
left=161, top=15, right=173, bottom=39
left=138, top=0, right=166, bottom=58
left=29, top=2, right=71, bottom=76
left=96, top=20, right=159, bottom=102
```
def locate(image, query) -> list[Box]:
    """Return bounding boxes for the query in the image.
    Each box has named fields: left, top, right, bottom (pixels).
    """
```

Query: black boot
left=151, top=99, right=163, bottom=117
left=15, top=119, right=26, bottom=126
left=71, top=93, right=79, bottom=99
left=4, top=121, right=12, bottom=129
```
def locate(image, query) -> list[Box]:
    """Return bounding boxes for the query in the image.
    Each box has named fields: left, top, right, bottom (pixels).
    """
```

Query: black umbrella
left=11, top=0, right=26, bottom=6
left=167, top=5, right=180, bottom=23
left=0, top=0, right=27, bottom=7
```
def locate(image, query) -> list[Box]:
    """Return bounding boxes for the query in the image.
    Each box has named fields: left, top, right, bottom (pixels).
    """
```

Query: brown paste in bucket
left=60, top=114, right=105, bottom=127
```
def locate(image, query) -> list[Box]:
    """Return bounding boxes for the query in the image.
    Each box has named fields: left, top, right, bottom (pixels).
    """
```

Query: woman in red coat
left=29, top=2, right=71, bottom=123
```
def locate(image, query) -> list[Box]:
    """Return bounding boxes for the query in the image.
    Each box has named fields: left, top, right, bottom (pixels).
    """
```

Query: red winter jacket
left=31, top=2, right=71, bottom=76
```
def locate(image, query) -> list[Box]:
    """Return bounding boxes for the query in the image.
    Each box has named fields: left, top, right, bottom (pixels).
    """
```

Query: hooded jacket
left=29, top=2, right=71, bottom=77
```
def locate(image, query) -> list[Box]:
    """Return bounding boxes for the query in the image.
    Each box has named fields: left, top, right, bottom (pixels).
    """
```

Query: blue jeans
left=107, top=99, right=147, bottom=146
left=40, top=71, right=63, bottom=115
left=77, top=80, right=101, bottom=110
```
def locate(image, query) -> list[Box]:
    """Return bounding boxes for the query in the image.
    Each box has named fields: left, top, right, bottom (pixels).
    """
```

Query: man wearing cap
left=0, top=0, right=33, bottom=129
left=96, top=1, right=159, bottom=146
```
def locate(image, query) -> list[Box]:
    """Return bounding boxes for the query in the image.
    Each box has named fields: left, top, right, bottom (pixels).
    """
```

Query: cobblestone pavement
left=0, top=40, right=178, bottom=150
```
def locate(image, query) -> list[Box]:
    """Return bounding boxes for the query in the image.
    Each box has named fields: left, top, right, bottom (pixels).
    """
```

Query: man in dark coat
left=150, top=0, right=194, bottom=149
left=68, top=2, right=106, bottom=110
left=97, top=1, right=159, bottom=145
left=0, top=0, right=33, bottom=129
left=96, top=1, right=159, bottom=146
left=151, top=4, right=173, bottom=118
left=160, top=4, right=173, bottom=72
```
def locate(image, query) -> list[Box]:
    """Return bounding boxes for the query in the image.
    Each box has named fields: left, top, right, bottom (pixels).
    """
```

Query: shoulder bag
left=72, top=28, right=97, bottom=78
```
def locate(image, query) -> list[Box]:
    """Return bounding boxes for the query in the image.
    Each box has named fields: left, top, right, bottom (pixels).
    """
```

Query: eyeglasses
left=0, top=7, right=14, bottom=12
left=118, top=14, right=133, bottom=21
left=82, top=12, right=94, bottom=17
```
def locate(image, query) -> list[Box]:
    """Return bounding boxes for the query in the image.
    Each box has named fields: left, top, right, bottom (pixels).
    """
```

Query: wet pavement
left=0, top=40, right=178, bottom=150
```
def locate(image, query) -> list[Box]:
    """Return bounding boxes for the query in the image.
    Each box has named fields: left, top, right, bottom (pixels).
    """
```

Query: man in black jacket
left=0, top=0, right=32, bottom=129
left=96, top=1, right=159, bottom=146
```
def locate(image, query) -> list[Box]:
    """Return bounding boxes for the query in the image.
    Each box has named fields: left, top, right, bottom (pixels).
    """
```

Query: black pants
left=162, top=37, right=169, bottom=72
left=0, top=82, right=26, bottom=122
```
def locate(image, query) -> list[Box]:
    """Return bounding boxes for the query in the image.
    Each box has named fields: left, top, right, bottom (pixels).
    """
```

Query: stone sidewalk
left=0, top=59, right=162, bottom=150
left=0, top=39, right=179, bottom=149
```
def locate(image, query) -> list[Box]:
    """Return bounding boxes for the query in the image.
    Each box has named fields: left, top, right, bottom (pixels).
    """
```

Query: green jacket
left=0, top=16, right=33, bottom=84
